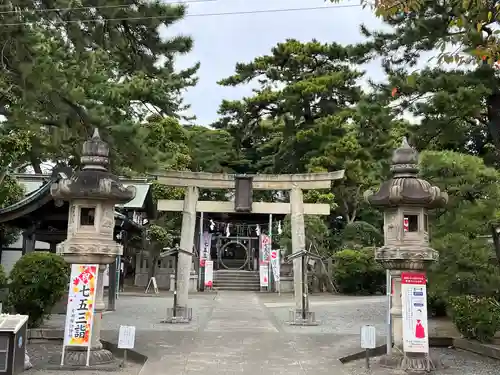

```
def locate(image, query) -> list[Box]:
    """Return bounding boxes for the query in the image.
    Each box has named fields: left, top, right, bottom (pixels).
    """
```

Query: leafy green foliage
left=0, top=176, right=25, bottom=247
left=419, top=151, right=500, bottom=327
left=279, top=215, right=332, bottom=257
left=0, top=0, right=198, bottom=174
left=340, top=221, right=383, bottom=249
left=427, top=291, right=448, bottom=318
left=185, top=125, right=237, bottom=173
left=0, top=265, right=7, bottom=290
left=0, top=129, right=32, bottom=177
left=356, top=0, right=500, bottom=158
left=333, top=248, right=385, bottom=295
left=215, top=39, right=365, bottom=174
left=420, top=150, right=500, bottom=240
left=346, top=0, right=500, bottom=65
left=449, top=296, right=500, bottom=342
left=215, top=39, right=407, bottom=245
left=8, top=252, right=69, bottom=328
left=148, top=224, right=172, bottom=250
left=375, top=66, right=500, bottom=166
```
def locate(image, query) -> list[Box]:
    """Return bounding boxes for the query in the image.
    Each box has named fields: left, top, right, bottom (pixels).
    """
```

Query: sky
left=163, top=0, right=388, bottom=126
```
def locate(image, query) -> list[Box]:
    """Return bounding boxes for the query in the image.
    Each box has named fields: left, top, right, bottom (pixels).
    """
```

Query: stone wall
left=134, top=252, right=198, bottom=292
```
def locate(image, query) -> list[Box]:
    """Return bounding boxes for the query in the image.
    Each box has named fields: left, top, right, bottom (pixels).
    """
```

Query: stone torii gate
left=155, top=170, right=344, bottom=324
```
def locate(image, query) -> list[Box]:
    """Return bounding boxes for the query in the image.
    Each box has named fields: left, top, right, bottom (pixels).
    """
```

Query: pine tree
left=359, top=0, right=500, bottom=165
left=0, top=0, right=199, bottom=174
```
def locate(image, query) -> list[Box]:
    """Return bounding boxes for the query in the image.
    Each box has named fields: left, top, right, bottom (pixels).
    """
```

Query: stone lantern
left=51, top=129, right=136, bottom=365
left=364, top=138, right=447, bottom=371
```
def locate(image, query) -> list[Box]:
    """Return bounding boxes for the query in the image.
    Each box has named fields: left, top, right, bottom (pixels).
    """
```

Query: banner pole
left=198, top=212, right=204, bottom=291
left=268, top=214, right=273, bottom=292
left=386, top=269, right=392, bottom=355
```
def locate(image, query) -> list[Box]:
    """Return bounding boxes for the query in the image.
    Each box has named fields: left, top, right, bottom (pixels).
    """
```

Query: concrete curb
left=338, top=337, right=454, bottom=364
left=101, top=340, right=148, bottom=365
left=453, top=338, right=500, bottom=361
left=28, top=328, right=63, bottom=340
left=339, top=345, right=387, bottom=364
left=27, top=328, right=148, bottom=365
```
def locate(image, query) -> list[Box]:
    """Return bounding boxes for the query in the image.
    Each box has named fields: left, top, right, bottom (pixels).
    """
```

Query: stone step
left=214, top=279, right=260, bottom=286
left=212, top=270, right=262, bottom=291
left=214, top=277, right=259, bottom=283
left=213, top=285, right=261, bottom=291
left=214, top=273, right=259, bottom=279
left=214, top=273, right=258, bottom=277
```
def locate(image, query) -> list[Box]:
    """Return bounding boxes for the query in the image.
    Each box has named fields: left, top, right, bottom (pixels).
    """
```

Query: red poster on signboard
left=403, top=217, right=409, bottom=232
left=401, top=272, right=426, bottom=285
left=401, top=272, right=429, bottom=354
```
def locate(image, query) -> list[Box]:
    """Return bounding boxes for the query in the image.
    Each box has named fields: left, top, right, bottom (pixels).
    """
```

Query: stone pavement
left=98, top=292, right=387, bottom=375
left=37, top=292, right=500, bottom=374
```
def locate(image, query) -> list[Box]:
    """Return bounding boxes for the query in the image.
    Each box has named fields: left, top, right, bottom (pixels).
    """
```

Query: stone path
left=134, top=291, right=366, bottom=375
left=35, top=291, right=500, bottom=374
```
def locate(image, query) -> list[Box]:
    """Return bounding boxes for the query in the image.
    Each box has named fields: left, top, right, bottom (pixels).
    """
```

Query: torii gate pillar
left=155, top=171, right=345, bottom=324
left=290, top=186, right=307, bottom=311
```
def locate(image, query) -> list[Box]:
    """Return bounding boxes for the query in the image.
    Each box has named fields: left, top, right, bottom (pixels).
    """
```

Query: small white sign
left=118, top=326, right=136, bottom=349
left=204, top=260, right=214, bottom=288
left=360, top=325, right=376, bottom=349
left=145, top=277, right=159, bottom=294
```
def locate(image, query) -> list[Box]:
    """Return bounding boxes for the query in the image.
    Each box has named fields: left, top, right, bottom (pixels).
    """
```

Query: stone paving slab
left=344, top=348, right=500, bottom=375
left=132, top=291, right=369, bottom=375
left=25, top=340, right=142, bottom=375
left=36, top=291, right=500, bottom=375
left=263, top=294, right=387, bottom=336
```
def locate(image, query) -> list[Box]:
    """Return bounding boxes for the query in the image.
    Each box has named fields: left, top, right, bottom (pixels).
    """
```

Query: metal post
left=386, top=269, right=392, bottom=355
left=301, top=255, right=306, bottom=320
left=173, top=253, right=178, bottom=317
left=108, top=260, right=117, bottom=311
left=116, top=255, right=121, bottom=297
left=198, top=212, right=204, bottom=291
left=365, top=349, right=370, bottom=369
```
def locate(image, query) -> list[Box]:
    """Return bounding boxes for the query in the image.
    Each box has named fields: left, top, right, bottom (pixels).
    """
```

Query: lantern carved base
left=51, top=347, right=117, bottom=369
left=378, top=351, right=445, bottom=373
left=375, top=246, right=438, bottom=271
left=287, top=309, right=319, bottom=326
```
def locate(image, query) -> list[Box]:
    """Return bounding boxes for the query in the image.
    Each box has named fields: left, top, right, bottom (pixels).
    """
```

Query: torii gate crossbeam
left=154, top=171, right=345, bottom=325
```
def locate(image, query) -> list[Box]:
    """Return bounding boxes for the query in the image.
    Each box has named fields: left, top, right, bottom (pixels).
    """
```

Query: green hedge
left=449, top=295, right=500, bottom=342
left=427, top=291, right=448, bottom=318
left=7, top=252, right=69, bottom=328
left=333, top=248, right=385, bottom=295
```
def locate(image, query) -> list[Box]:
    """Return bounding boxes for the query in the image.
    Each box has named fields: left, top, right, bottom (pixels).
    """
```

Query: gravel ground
left=343, top=348, right=500, bottom=375
left=263, top=295, right=387, bottom=336
left=25, top=340, right=143, bottom=375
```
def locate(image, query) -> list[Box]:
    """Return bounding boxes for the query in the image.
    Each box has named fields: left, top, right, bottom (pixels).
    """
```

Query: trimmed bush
left=449, top=295, right=500, bottom=342
left=427, top=292, right=448, bottom=318
left=0, top=264, right=7, bottom=290
left=8, top=252, right=69, bottom=327
left=333, top=248, right=385, bottom=295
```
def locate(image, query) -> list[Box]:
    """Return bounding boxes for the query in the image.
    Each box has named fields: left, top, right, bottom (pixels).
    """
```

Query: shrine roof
left=12, top=173, right=155, bottom=216
left=0, top=172, right=152, bottom=228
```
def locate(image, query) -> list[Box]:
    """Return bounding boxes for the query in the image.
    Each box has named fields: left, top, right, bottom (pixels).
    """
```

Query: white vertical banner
left=401, top=272, right=429, bottom=354
left=270, top=248, right=280, bottom=284
left=200, top=232, right=212, bottom=267
left=259, top=234, right=271, bottom=289
left=204, top=260, right=214, bottom=288
left=103, top=265, right=110, bottom=288
left=61, top=264, right=99, bottom=366
left=259, top=234, right=271, bottom=264
left=259, top=264, right=269, bottom=287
